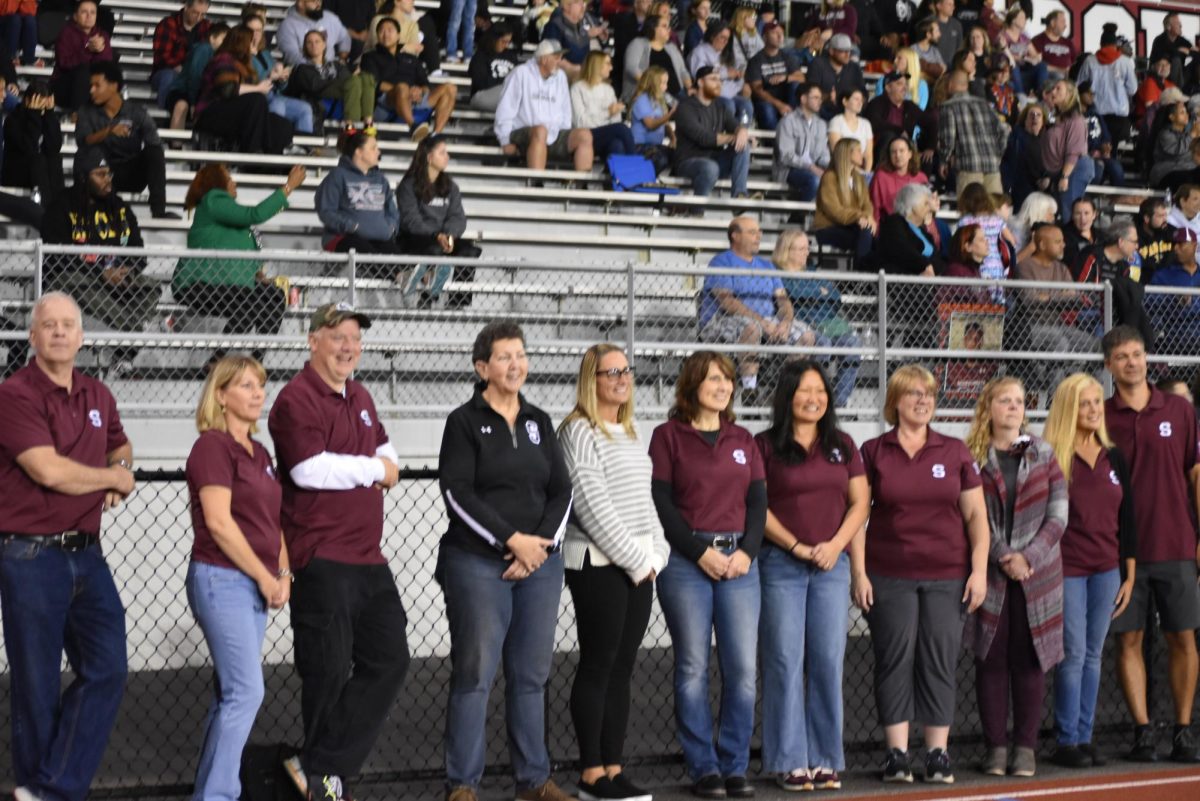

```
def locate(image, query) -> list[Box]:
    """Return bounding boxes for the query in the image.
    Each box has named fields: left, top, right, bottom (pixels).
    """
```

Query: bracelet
left=277, top=568, right=294, bottom=582
left=789, top=542, right=801, bottom=556
left=111, top=458, right=132, bottom=470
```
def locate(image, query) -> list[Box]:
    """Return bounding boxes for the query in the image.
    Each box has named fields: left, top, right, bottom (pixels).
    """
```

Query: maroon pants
left=975, top=581, right=1047, bottom=748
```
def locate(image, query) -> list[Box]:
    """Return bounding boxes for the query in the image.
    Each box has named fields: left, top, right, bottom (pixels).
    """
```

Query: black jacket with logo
left=438, top=382, right=573, bottom=560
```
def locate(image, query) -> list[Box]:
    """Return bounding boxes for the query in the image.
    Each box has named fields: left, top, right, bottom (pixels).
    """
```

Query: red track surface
left=833, top=766, right=1200, bottom=801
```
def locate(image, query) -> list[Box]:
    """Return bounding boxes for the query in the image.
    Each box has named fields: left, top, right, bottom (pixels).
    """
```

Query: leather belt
left=0, top=531, right=98, bottom=551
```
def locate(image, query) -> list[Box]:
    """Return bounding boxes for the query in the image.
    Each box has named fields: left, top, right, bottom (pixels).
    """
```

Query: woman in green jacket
left=172, top=162, right=306, bottom=363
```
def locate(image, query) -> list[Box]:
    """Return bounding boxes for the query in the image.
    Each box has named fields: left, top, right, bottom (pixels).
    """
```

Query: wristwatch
left=112, top=459, right=132, bottom=470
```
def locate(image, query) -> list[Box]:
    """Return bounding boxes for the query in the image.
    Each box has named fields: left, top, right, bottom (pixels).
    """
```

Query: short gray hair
left=30, top=291, right=83, bottom=329
left=1102, top=214, right=1136, bottom=247
left=894, top=182, right=934, bottom=220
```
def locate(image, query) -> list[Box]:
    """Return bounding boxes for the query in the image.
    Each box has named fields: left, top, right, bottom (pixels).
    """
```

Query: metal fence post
left=877, top=270, right=888, bottom=434
left=33, top=238, right=43, bottom=299
left=626, top=259, right=637, bottom=358
left=1102, top=280, right=1114, bottom=396
left=347, top=249, right=358, bottom=307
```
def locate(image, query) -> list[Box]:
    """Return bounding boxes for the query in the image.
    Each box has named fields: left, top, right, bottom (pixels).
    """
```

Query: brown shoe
left=448, top=787, right=478, bottom=801
left=517, top=779, right=578, bottom=801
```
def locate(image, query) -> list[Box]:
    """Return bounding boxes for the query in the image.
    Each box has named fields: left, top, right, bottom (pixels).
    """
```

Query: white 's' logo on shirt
left=732, top=448, right=747, bottom=465
left=88, top=409, right=102, bottom=428
left=1160, top=422, right=1173, bottom=437
left=360, top=410, right=373, bottom=427
left=830, top=447, right=843, bottom=463
left=932, top=464, right=947, bottom=479
left=481, top=425, right=492, bottom=434
left=266, top=465, right=275, bottom=479
left=1109, top=470, right=1119, bottom=485
left=526, top=420, right=541, bottom=445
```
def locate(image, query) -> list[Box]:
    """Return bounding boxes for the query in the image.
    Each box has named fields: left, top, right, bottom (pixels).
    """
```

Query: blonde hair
left=1042, top=373, right=1113, bottom=484
left=964, top=376, right=1025, bottom=464
left=581, top=50, right=611, bottom=86
left=895, top=48, right=923, bottom=104
left=771, top=228, right=809, bottom=270
left=633, top=64, right=668, bottom=106
left=883, top=364, right=937, bottom=426
left=194, top=355, right=267, bottom=434
left=829, top=138, right=867, bottom=208
left=560, top=344, right=637, bottom=439
left=1054, top=77, right=1083, bottom=117
left=731, top=6, right=756, bottom=36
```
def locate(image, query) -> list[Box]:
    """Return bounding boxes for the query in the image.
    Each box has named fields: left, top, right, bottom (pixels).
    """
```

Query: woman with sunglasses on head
left=560, top=345, right=669, bottom=801
left=649, top=351, right=765, bottom=800
left=854, top=364, right=989, bottom=785
left=757, top=360, right=870, bottom=792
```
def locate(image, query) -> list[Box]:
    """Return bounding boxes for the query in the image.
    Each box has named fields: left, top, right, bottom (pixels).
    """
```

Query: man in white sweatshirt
left=494, top=39, right=594, bottom=171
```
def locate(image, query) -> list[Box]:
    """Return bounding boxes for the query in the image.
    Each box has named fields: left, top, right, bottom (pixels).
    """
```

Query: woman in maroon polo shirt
left=185, top=354, right=290, bottom=800
left=1042, top=373, right=1136, bottom=769
left=963, top=376, right=1068, bottom=779
left=853, top=364, right=989, bottom=785
left=755, top=360, right=870, bottom=791
left=649, top=351, right=766, bottom=799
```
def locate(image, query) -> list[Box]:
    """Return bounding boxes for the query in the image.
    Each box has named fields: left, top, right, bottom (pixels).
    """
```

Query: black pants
left=176, top=281, right=285, bottom=362
left=112, top=146, right=168, bottom=216
left=0, top=189, right=44, bottom=231
left=1104, top=114, right=1132, bottom=154
left=1, top=152, right=64, bottom=202
left=332, top=234, right=407, bottom=280
left=53, top=65, right=91, bottom=111
left=398, top=233, right=480, bottom=308
left=565, top=556, right=654, bottom=767
left=289, top=558, right=410, bottom=776
left=197, top=93, right=293, bottom=155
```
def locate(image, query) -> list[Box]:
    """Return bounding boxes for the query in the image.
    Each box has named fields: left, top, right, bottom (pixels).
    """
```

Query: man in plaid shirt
left=937, top=69, right=1009, bottom=195
left=151, top=0, right=211, bottom=109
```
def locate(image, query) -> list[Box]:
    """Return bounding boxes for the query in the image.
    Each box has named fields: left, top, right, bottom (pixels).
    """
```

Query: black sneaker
left=723, top=776, right=753, bottom=798
left=924, top=748, right=955, bottom=784
left=579, top=777, right=623, bottom=801
left=881, top=748, right=912, bottom=783
left=692, top=775, right=725, bottom=799
left=1127, top=724, right=1159, bottom=762
left=609, top=774, right=652, bottom=801
left=1171, top=726, right=1200, bottom=762
left=1079, top=742, right=1107, bottom=766
left=1049, top=745, right=1091, bottom=768
left=308, top=774, right=349, bottom=801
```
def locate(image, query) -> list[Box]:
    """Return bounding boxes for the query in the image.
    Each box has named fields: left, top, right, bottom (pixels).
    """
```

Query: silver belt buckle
left=713, top=535, right=735, bottom=549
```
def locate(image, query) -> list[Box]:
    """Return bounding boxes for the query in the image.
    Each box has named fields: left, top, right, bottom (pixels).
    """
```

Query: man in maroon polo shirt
left=268, top=302, right=409, bottom=801
left=0, top=291, right=136, bottom=801
left=1103, top=324, right=1200, bottom=763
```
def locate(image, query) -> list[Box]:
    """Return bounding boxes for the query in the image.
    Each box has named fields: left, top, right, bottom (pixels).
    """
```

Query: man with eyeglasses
left=1075, top=215, right=1155, bottom=348
left=699, top=215, right=817, bottom=405
left=269, top=303, right=409, bottom=801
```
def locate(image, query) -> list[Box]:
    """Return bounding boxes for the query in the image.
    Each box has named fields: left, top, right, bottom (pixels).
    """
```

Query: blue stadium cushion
left=608, top=155, right=680, bottom=194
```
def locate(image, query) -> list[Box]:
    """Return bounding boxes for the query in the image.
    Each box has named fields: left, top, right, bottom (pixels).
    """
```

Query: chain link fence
left=0, top=472, right=1190, bottom=799
left=1, top=242, right=1199, bottom=797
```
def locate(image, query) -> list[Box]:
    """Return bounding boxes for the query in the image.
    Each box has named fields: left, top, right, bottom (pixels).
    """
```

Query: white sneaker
left=15, top=788, right=45, bottom=801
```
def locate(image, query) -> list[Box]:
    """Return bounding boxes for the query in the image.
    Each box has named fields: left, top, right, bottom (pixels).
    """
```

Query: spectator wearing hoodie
left=1080, top=80, right=1123, bottom=187
left=1, top=80, right=63, bottom=202
left=494, top=39, right=595, bottom=171
left=53, top=0, right=113, bottom=112
left=315, top=131, right=404, bottom=275
left=362, top=17, right=457, bottom=140
left=1076, top=25, right=1137, bottom=153
left=1134, top=56, right=1176, bottom=127
left=277, top=0, right=352, bottom=67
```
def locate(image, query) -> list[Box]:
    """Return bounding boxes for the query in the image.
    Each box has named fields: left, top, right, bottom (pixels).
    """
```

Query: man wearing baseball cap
left=493, top=38, right=594, bottom=171
left=269, top=302, right=409, bottom=801
left=745, top=20, right=804, bottom=130
left=804, top=32, right=865, bottom=118
left=1149, top=226, right=1200, bottom=354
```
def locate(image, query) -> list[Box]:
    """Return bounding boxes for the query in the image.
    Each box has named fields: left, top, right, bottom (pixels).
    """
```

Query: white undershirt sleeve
left=290, top=452, right=386, bottom=490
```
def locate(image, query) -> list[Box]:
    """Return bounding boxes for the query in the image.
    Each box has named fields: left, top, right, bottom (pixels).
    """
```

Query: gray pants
left=469, top=85, right=504, bottom=113
left=865, top=574, right=966, bottom=728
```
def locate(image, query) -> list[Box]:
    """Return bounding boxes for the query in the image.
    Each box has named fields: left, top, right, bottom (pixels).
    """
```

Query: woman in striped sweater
left=560, top=344, right=670, bottom=801
left=965, top=376, right=1068, bottom=779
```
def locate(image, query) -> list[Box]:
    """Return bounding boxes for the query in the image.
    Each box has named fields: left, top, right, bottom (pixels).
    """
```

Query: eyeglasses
left=597, top=367, right=635, bottom=379
left=903, top=388, right=934, bottom=401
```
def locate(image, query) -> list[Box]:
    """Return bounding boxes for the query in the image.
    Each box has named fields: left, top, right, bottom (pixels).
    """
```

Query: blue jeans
left=785, top=167, right=820, bottom=202
left=151, top=67, right=177, bottom=110
left=592, top=122, right=635, bottom=160
left=1057, top=155, right=1095, bottom=221
left=445, top=0, right=478, bottom=59
left=269, top=91, right=313, bottom=134
left=1094, top=156, right=1125, bottom=187
left=436, top=544, right=564, bottom=790
left=677, top=148, right=750, bottom=198
left=753, top=99, right=789, bottom=131
left=0, top=537, right=127, bottom=801
left=0, top=14, right=36, bottom=65
left=1055, top=569, right=1121, bottom=745
left=759, top=548, right=849, bottom=773
left=717, top=95, right=754, bottom=127
left=656, top=544, right=760, bottom=780
left=186, top=561, right=268, bottom=801
left=1011, top=61, right=1049, bottom=95
left=814, top=331, right=861, bottom=407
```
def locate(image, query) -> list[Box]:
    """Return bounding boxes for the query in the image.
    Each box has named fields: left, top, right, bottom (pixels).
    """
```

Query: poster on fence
left=936, top=305, right=1004, bottom=405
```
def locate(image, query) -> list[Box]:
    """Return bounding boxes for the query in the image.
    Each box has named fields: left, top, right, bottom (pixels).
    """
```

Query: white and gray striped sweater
left=559, top=419, right=670, bottom=584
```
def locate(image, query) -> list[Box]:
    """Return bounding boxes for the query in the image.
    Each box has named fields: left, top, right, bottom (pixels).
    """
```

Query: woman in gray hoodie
left=315, top=129, right=403, bottom=279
